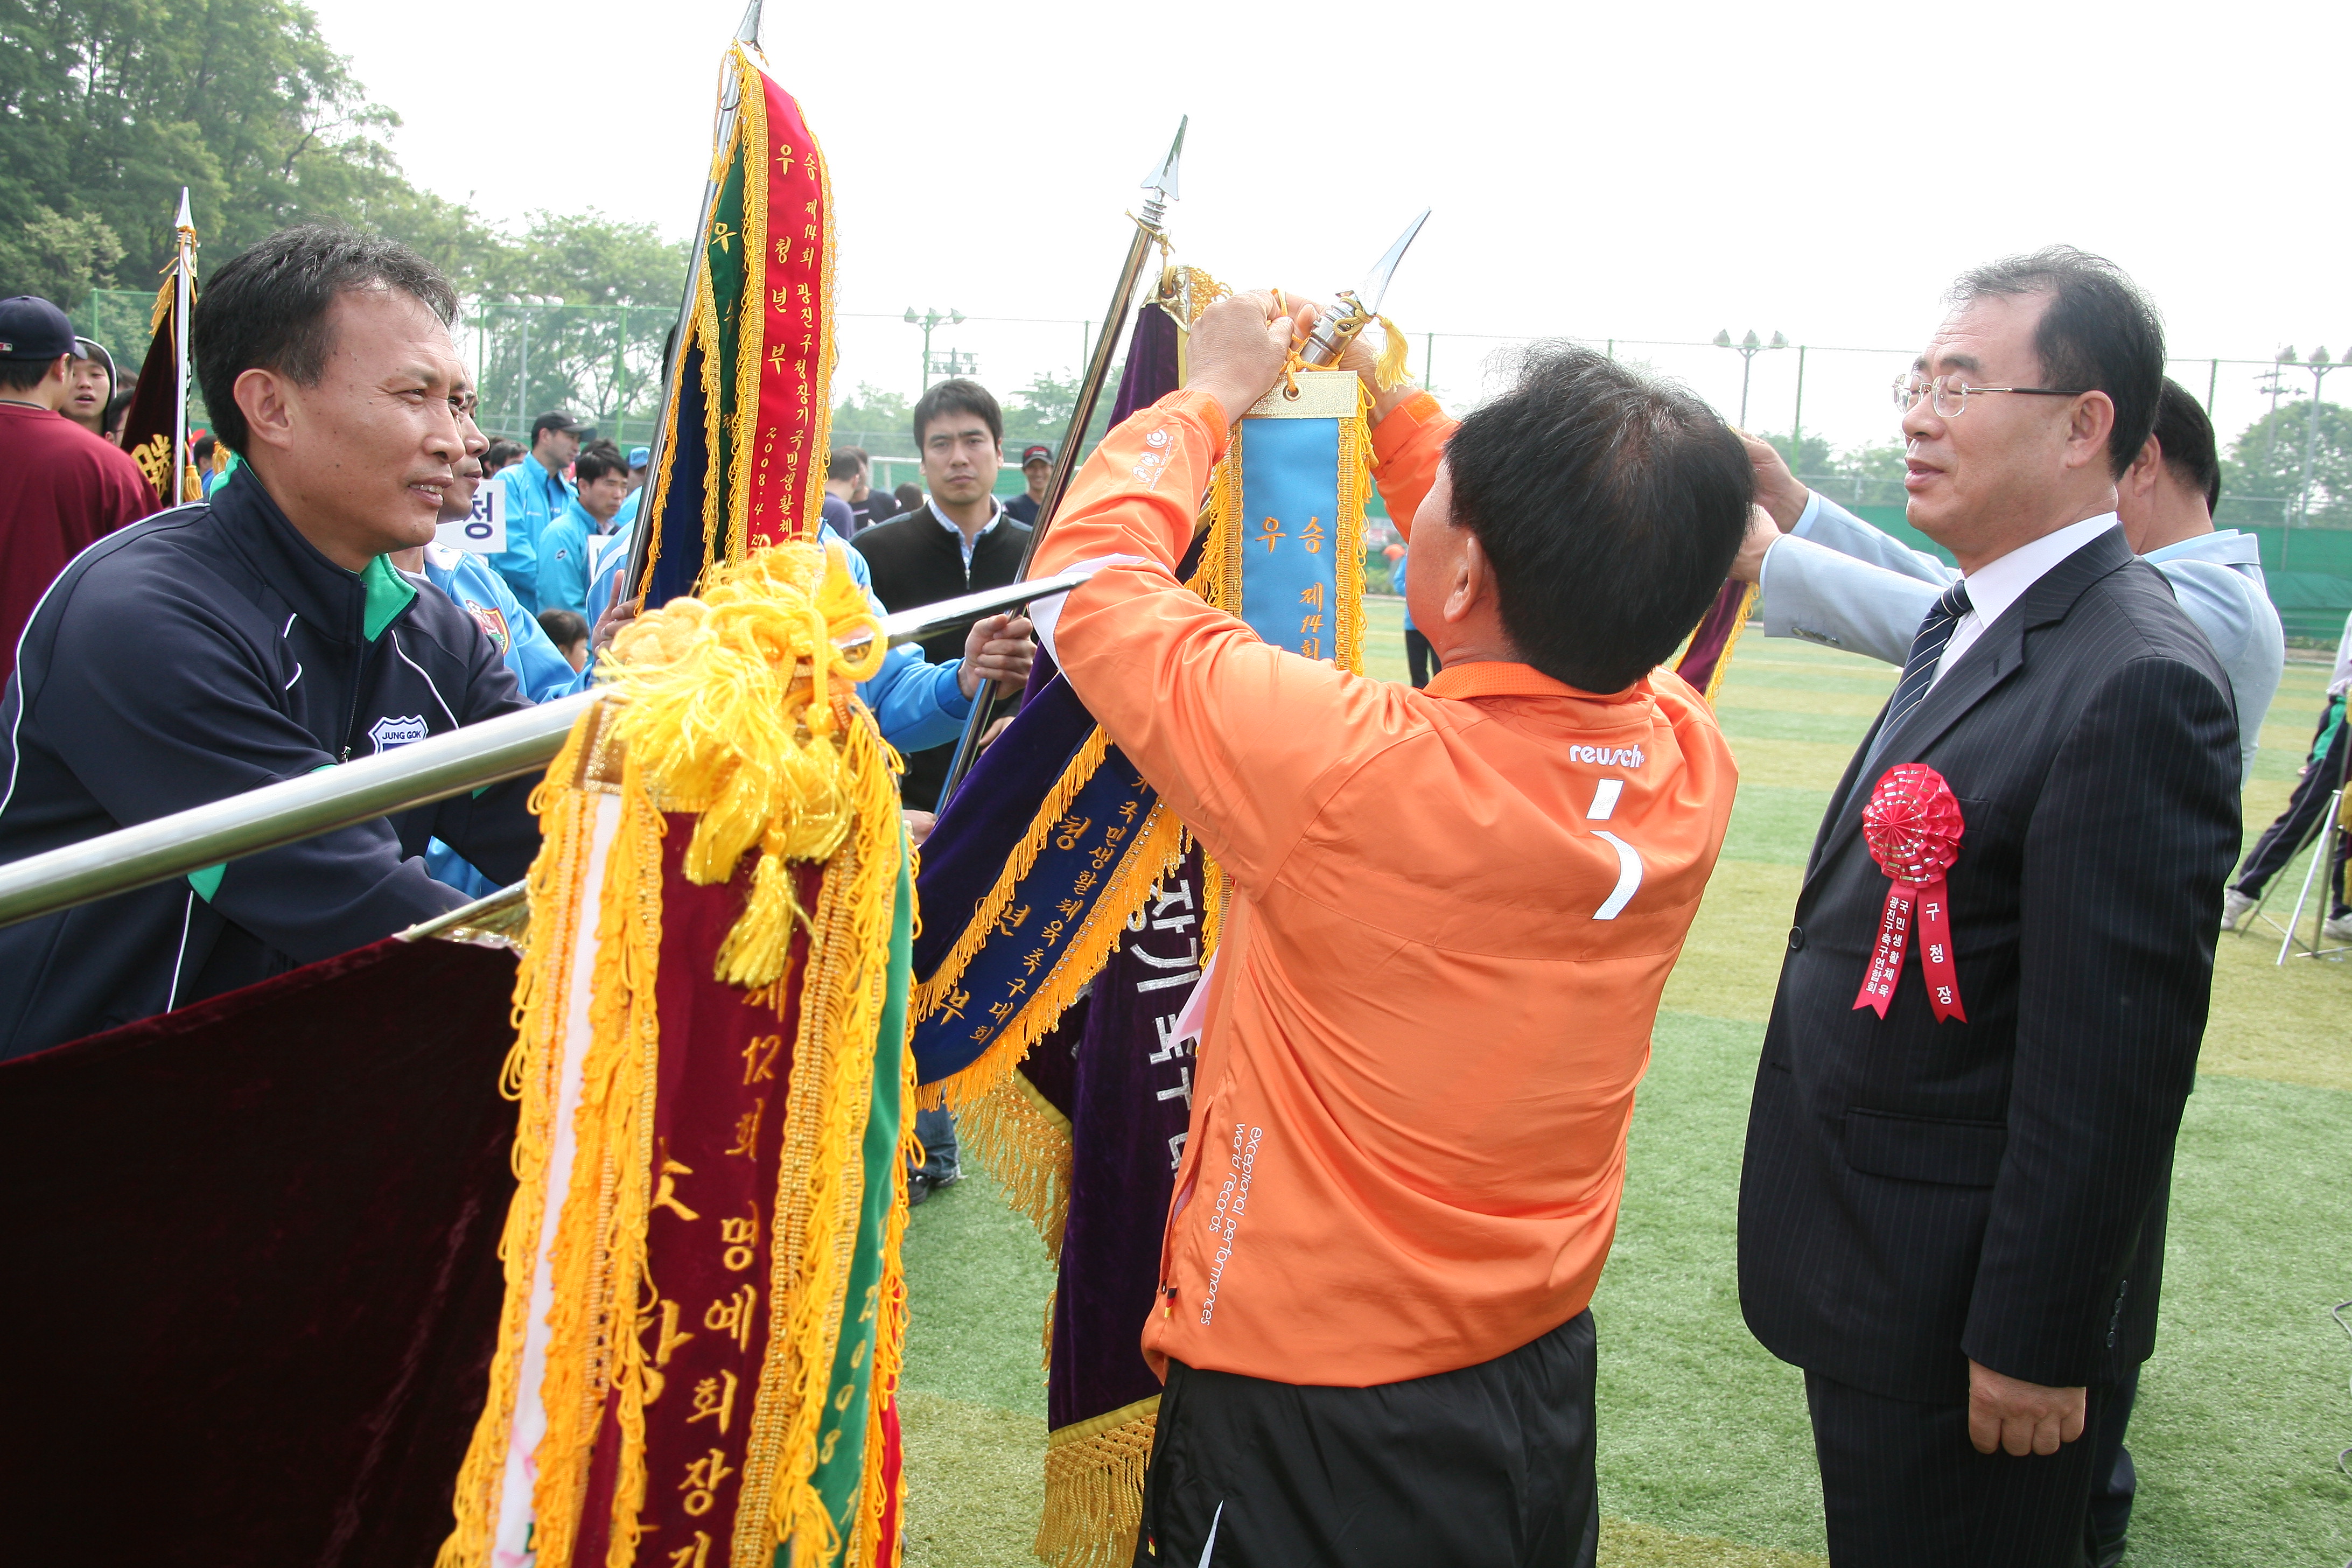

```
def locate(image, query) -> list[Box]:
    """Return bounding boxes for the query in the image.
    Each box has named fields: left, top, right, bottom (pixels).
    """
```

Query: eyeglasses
left=1891, top=373, right=2090, bottom=418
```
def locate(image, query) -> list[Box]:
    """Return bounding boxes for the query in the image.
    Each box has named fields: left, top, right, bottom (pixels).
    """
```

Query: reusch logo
left=1570, top=743, right=1644, bottom=768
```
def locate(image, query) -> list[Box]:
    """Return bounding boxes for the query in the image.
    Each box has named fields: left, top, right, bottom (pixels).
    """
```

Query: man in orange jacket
left=1027, top=294, right=1754, bottom=1567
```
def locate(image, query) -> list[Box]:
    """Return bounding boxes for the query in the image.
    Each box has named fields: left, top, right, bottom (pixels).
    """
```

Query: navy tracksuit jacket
left=0, top=467, right=541, bottom=1060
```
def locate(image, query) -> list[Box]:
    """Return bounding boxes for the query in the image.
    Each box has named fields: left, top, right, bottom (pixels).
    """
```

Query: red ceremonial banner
left=741, top=71, right=834, bottom=554
left=1852, top=762, right=1968, bottom=1022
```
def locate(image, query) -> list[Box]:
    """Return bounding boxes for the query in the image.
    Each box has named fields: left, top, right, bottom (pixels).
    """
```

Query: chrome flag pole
left=0, top=570, right=1092, bottom=932
left=932, top=117, right=1188, bottom=808
left=170, top=188, right=196, bottom=500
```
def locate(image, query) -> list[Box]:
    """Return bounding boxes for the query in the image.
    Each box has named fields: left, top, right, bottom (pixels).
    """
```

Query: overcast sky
left=312, top=0, right=2348, bottom=453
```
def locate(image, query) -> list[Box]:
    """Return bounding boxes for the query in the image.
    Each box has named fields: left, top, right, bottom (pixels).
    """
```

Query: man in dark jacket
left=1737, top=249, right=2240, bottom=1568
left=851, top=377, right=1033, bottom=811
left=0, top=225, right=538, bottom=1061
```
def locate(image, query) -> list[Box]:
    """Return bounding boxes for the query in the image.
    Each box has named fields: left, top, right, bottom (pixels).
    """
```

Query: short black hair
left=1947, top=246, right=2164, bottom=480
left=103, top=388, right=134, bottom=432
left=2149, top=377, right=2221, bottom=515
left=0, top=354, right=62, bottom=393
left=537, top=607, right=588, bottom=648
left=893, top=481, right=924, bottom=512
left=193, top=225, right=457, bottom=457
left=828, top=448, right=862, bottom=481
left=192, top=433, right=216, bottom=463
left=574, top=440, right=629, bottom=487
left=483, top=439, right=524, bottom=475
left=912, top=378, right=1002, bottom=448
left=1441, top=344, right=1753, bottom=693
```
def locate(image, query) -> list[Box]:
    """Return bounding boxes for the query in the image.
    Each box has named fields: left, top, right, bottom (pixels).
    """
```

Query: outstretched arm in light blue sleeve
left=1792, top=492, right=1959, bottom=585
left=822, top=527, right=975, bottom=752
left=1756, top=533, right=1941, bottom=666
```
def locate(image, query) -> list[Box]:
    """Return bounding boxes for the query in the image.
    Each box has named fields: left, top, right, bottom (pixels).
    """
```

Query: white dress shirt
left=1930, top=514, right=2120, bottom=690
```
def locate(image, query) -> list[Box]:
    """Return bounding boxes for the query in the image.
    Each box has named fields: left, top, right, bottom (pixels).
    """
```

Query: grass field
left=897, top=596, right=2352, bottom=1566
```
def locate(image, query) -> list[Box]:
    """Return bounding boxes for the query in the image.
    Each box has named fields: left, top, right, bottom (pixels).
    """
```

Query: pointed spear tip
left=733, top=0, right=762, bottom=45
left=174, top=186, right=193, bottom=228
left=1141, top=115, right=1186, bottom=201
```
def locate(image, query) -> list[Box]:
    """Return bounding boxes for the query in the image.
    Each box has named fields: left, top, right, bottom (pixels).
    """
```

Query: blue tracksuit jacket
left=0, top=467, right=540, bottom=1059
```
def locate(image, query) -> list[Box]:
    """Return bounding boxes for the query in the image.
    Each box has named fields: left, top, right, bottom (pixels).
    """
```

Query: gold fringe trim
left=436, top=710, right=608, bottom=1568
left=921, top=797, right=1187, bottom=1119
left=583, top=758, right=667, bottom=1568
left=1035, top=1400, right=1159, bottom=1568
left=911, top=723, right=1112, bottom=1016
left=1700, top=582, right=1760, bottom=707
left=737, top=748, right=902, bottom=1568
left=955, top=1069, right=1074, bottom=1259
left=850, top=951, right=920, bottom=1568
left=1334, top=383, right=1370, bottom=676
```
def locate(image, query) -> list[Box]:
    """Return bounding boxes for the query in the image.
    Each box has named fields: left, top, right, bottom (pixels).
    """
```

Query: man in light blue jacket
left=1734, top=379, right=2281, bottom=784
left=487, top=411, right=584, bottom=609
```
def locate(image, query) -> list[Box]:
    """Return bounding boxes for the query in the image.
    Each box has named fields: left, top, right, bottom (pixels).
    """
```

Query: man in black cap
left=487, top=409, right=585, bottom=609
left=1002, top=442, right=1052, bottom=525
left=0, top=296, right=153, bottom=688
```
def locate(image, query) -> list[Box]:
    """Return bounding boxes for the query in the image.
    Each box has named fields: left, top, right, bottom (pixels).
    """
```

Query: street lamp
left=904, top=306, right=964, bottom=391
left=2289, top=347, right=2340, bottom=558
left=1713, top=327, right=1787, bottom=427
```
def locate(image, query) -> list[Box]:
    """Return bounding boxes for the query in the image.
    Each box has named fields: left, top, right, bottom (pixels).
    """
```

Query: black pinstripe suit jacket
left=1736, top=524, right=2241, bottom=1403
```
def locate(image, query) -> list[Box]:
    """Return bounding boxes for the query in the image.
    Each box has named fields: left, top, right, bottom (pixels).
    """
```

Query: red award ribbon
left=1852, top=763, right=1967, bottom=1022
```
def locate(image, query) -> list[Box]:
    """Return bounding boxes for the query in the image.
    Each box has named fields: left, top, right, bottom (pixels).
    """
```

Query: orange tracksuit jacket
left=1031, top=387, right=1737, bottom=1388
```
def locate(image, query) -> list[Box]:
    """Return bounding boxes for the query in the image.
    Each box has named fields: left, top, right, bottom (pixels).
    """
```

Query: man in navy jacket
left=0, top=226, right=538, bottom=1060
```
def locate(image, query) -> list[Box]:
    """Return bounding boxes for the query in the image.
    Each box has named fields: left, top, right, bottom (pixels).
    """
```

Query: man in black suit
left=851, top=377, right=1032, bottom=813
left=1737, top=248, right=2241, bottom=1568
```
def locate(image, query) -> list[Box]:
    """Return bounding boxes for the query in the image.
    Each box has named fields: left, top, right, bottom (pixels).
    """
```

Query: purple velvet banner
left=1049, top=844, right=1202, bottom=1429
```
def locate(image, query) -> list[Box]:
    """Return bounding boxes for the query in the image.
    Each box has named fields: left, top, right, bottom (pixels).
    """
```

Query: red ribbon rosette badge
left=1852, top=764, right=1967, bottom=1022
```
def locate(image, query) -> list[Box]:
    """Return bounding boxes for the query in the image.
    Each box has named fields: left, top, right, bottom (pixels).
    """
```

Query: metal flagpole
left=0, top=570, right=1094, bottom=933
left=932, top=117, right=1188, bottom=808
left=171, top=188, right=195, bottom=501
left=618, top=0, right=768, bottom=606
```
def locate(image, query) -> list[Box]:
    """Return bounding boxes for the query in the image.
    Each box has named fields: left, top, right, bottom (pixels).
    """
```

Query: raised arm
left=1030, top=294, right=1415, bottom=890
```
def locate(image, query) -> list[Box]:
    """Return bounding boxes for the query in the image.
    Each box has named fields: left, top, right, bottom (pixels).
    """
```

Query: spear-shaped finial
left=173, top=186, right=193, bottom=235
left=1142, top=115, right=1186, bottom=206
left=733, top=0, right=762, bottom=47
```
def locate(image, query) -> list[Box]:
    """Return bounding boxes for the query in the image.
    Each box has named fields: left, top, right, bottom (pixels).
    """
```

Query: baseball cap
left=1020, top=444, right=1052, bottom=466
left=629, top=445, right=650, bottom=468
left=0, top=296, right=76, bottom=361
left=531, top=410, right=586, bottom=439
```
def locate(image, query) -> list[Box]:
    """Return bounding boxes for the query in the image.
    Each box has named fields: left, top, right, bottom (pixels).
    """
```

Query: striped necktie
left=1864, top=579, right=1972, bottom=769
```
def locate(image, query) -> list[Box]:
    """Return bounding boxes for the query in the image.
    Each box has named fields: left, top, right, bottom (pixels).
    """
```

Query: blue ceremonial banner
left=1237, top=415, right=1344, bottom=659
left=1212, top=367, right=1367, bottom=669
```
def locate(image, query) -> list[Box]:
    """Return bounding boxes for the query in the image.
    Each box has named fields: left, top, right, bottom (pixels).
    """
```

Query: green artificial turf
left=898, top=622, right=2352, bottom=1567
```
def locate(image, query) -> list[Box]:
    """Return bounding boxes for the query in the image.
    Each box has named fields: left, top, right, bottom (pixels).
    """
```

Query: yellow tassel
left=714, top=846, right=804, bottom=988
left=1374, top=315, right=1411, bottom=392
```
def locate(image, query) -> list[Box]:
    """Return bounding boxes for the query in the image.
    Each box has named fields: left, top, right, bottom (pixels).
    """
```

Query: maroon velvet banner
left=0, top=936, right=521, bottom=1566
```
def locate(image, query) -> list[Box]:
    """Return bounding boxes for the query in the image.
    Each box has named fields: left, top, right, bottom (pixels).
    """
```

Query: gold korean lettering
left=680, top=1447, right=735, bottom=1515
left=688, top=1370, right=739, bottom=1434
left=705, top=1283, right=757, bottom=1351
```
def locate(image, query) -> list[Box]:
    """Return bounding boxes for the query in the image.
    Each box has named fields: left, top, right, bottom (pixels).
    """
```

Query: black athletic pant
left=1405, top=628, right=1439, bottom=690
left=1133, top=1310, right=1599, bottom=1568
left=1805, top=1371, right=2113, bottom=1568
left=2234, top=702, right=2349, bottom=915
